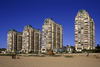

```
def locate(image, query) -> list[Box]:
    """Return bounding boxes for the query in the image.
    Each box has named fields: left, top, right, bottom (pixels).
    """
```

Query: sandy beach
left=0, top=56, right=100, bottom=67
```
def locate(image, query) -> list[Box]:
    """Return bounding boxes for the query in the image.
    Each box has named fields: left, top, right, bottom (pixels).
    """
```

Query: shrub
left=0, top=54, right=14, bottom=56
left=72, top=50, right=76, bottom=53
left=28, top=51, right=33, bottom=54
left=20, top=52, right=22, bottom=53
left=65, top=55, right=73, bottom=58
left=13, top=51, right=17, bottom=53
left=41, top=53, right=45, bottom=54
left=77, top=51, right=82, bottom=53
left=52, top=55, right=61, bottom=57
left=35, top=51, right=38, bottom=54
left=59, top=51, right=63, bottom=53
left=49, top=55, right=61, bottom=57
left=65, top=51, right=68, bottom=53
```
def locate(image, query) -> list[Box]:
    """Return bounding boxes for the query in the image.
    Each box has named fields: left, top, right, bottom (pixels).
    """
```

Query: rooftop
left=79, top=9, right=87, bottom=13
left=9, top=29, right=17, bottom=32
left=24, top=25, right=41, bottom=31
left=48, top=17, right=53, bottom=20
left=25, top=25, right=32, bottom=28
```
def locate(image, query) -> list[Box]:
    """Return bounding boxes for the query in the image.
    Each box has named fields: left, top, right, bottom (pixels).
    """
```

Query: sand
left=0, top=56, right=100, bottom=67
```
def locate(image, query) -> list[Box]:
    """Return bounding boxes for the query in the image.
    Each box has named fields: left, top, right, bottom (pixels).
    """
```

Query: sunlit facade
left=22, top=25, right=41, bottom=53
left=75, top=9, right=95, bottom=51
left=7, top=25, right=41, bottom=53
left=7, top=29, right=22, bottom=52
left=42, top=18, right=63, bottom=50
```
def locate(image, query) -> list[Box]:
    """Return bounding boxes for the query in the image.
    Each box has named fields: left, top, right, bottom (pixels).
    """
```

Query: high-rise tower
left=75, top=9, right=95, bottom=51
left=7, top=29, right=22, bottom=52
left=22, top=25, right=41, bottom=53
left=42, top=18, right=63, bottom=50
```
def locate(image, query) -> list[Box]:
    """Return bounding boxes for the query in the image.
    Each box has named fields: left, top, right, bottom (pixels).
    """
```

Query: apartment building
left=7, top=29, right=17, bottom=52
left=42, top=18, right=63, bottom=51
left=22, top=25, right=41, bottom=53
left=17, top=32, right=22, bottom=51
left=75, top=9, right=95, bottom=51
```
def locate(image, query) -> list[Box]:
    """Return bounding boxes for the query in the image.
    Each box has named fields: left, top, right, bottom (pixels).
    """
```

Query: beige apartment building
left=17, top=32, right=22, bottom=51
left=75, top=9, right=95, bottom=51
left=7, top=29, right=22, bottom=52
left=7, top=25, right=41, bottom=53
left=22, top=25, right=41, bottom=53
left=42, top=18, right=63, bottom=51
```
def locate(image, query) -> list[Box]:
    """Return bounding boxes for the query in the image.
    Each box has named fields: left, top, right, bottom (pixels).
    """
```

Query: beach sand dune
left=0, top=56, right=100, bottom=67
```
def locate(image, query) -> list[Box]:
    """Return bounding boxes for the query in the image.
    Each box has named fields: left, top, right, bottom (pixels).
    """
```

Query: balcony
left=84, top=20, right=88, bottom=22
left=75, top=18, right=78, bottom=20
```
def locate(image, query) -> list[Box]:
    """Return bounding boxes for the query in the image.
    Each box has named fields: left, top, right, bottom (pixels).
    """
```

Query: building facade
left=42, top=18, right=63, bottom=51
left=75, top=9, right=95, bottom=51
left=17, top=32, right=22, bottom=51
left=7, top=25, right=41, bottom=53
left=7, top=29, right=18, bottom=52
left=22, top=25, right=41, bottom=53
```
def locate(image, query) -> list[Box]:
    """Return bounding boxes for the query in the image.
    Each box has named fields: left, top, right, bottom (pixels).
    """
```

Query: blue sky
left=0, top=0, right=100, bottom=48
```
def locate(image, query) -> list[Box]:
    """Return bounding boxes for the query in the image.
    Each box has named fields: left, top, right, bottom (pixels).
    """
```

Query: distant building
left=7, top=25, right=41, bottom=53
left=22, top=25, right=41, bottom=53
left=75, top=9, right=95, bottom=51
left=66, top=44, right=72, bottom=53
left=7, top=29, right=22, bottom=52
left=42, top=18, right=63, bottom=52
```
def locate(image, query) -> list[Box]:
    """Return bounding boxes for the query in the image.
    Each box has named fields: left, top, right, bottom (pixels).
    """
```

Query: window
left=79, top=14, right=83, bottom=18
left=81, top=40, right=83, bottom=43
left=85, top=23, right=88, bottom=25
left=79, top=25, right=80, bottom=28
left=49, top=32, right=51, bottom=35
left=75, top=20, right=77, bottom=23
left=75, top=29, right=77, bottom=32
left=81, top=30, right=83, bottom=34
left=27, top=38, right=29, bottom=41
left=79, top=34, right=80, bottom=37
left=75, top=26, right=77, bottom=30
left=79, top=22, right=80, bottom=25
left=85, top=40, right=88, bottom=42
left=49, top=27, right=51, bottom=30
left=49, top=39, right=51, bottom=42
left=45, top=20, right=47, bottom=25
left=81, top=27, right=83, bottom=29
left=79, top=20, right=80, bottom=22
left=85, top=35, right=88, bottom=38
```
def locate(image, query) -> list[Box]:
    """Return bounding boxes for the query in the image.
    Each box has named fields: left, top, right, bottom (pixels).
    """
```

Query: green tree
left=0, top=48, right=6, bottom=51
left=96, top=44, right=100, bottom=49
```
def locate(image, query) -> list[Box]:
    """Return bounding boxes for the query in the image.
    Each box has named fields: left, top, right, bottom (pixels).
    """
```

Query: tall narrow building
left=42, top=18, right=63, bottom=50
left=17, top=32, right=22, bottom=51
left=75, top=9, right=95, bottom=51
left=7, top=29, right=17, bottom=52
left=22, top=25, right=41, bottom=53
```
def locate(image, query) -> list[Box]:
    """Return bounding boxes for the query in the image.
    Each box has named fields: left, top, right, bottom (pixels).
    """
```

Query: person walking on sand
left=87, top=53, right=89, bottom=57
